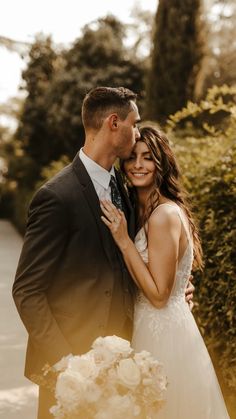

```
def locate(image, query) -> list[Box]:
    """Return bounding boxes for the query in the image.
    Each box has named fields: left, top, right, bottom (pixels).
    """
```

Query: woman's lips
left=130, top=172, right=148, bottom=177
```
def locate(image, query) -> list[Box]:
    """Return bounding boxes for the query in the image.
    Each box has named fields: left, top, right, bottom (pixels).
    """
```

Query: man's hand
left=185, top=275, right=195, bottom=311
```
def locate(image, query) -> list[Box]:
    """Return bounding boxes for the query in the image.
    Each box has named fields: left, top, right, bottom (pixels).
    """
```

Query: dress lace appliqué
left=133, top=227, right=193, bottom=338
left=131, top=206, right=229, bottom=419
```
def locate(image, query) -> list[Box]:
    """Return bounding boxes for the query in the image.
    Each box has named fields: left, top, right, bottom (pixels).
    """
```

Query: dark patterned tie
left=109, top=175, right=123, bottom=211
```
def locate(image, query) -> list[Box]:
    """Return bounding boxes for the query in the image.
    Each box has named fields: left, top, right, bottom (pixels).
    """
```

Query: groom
left=13, top=86, right=194, bottom=418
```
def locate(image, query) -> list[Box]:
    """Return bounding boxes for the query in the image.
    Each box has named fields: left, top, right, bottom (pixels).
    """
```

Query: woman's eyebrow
left=129, top=151, right=151, bottom=157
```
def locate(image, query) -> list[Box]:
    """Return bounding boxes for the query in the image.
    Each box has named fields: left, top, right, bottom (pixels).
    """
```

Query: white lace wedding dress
left=132, top=204, right=229, bottom=419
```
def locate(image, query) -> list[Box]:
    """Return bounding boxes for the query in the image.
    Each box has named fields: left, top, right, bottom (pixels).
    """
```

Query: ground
left=0, top=220, right=37, bottom=419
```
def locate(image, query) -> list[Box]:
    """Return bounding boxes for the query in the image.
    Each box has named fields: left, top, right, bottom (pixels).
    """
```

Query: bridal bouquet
left=49, top=335, right=167, bottom=419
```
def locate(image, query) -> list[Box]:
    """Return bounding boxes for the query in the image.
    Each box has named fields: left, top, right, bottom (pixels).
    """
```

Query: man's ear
left=107, top=114, right=118, bottom=131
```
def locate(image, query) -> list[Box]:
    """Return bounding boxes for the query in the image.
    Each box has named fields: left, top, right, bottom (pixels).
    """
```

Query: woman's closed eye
left=126, top=154, right=135, bottom=161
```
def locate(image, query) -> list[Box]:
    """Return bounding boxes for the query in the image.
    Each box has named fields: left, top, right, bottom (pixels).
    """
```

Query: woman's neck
left=136, top=186, right=156, bottom=225
left=136, top=187, right=172, bottom=225
left=136, top=187, right=152, bottom=211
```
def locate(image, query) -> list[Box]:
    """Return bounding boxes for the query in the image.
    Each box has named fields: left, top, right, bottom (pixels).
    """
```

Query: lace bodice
left=134, top=204, right=194, bottom=302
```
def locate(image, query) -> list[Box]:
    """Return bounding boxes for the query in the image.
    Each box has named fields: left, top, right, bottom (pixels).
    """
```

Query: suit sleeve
left=12, top=185, right=72, bottom=366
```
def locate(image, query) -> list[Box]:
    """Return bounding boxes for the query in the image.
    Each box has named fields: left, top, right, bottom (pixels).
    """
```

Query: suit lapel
left=72, top=154, right=116, bottom=267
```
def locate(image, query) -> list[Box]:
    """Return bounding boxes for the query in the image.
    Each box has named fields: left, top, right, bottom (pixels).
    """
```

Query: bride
left=101, top=125, right=229, bottom=418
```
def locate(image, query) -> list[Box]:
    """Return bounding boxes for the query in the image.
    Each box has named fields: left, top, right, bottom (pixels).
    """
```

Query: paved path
left=0, top=220, right=37, bottom=419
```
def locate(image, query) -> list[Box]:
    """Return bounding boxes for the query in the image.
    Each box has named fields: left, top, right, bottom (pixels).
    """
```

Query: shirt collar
left=79, top=148, right=115, bottom=189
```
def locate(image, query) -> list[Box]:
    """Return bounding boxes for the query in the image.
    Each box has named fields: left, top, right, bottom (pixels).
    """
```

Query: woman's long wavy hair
left=122, top=124, right=203, bottom=270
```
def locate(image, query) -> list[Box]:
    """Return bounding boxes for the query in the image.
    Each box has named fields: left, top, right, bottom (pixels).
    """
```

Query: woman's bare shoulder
left=148, top=203, right=181, bottom=232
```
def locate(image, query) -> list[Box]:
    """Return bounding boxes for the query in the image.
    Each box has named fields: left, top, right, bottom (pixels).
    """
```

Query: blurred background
left=0, top=0, right=235, bottom=417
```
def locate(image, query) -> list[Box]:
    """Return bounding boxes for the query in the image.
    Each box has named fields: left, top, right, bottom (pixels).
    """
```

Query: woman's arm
left=100, top=200, right=181, bottom=308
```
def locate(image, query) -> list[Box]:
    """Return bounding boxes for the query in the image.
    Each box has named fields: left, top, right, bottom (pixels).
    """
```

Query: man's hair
left=82, top=86, right=137, bottom=131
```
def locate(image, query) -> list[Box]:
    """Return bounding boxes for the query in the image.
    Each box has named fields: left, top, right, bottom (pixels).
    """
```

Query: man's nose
left=135, top=127, right=141, bottom=140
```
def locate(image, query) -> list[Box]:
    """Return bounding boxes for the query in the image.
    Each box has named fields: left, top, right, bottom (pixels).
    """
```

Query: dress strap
left=174, top=206, right=192, bottom=243
left=151, top=203, right=192, bottom=243
left=153, top=203, right=176, bottom=210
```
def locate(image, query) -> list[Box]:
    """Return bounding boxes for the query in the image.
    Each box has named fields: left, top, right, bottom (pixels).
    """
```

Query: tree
left=202, top=0, right=236, bottom=91
left=124, top=6, right=154, bottom=60
left=0, top=35, right=29, bottom=55
left=1, top=15, right=147, bottom=227
left=146, top=0, right=204, bottom=122
left=3, top=15, right=146, bottom=223
left=46, top=15, right=145, bottom=158
left=15, top=35, right=58, bottom=175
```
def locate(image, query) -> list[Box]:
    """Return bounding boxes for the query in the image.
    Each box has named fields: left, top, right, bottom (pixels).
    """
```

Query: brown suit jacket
left=12, top=153, right=136, bottom=383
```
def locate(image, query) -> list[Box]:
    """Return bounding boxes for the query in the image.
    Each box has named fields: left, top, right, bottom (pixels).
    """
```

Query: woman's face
left=123, top=141, right=157, bottom=189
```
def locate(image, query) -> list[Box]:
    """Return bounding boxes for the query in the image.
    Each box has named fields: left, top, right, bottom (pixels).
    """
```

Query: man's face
left=114, top=101, right=141, bottom=159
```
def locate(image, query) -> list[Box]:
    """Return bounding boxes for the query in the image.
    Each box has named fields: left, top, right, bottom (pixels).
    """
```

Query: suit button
left=105, top=289, right=111, bottom=297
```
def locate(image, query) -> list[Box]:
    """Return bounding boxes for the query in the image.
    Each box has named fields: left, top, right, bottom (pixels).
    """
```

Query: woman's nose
left=134, top=157, right=143, bottom=169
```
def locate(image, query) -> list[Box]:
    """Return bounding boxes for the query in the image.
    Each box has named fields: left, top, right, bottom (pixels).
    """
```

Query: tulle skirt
left=132, top=296, right=230, bottom=419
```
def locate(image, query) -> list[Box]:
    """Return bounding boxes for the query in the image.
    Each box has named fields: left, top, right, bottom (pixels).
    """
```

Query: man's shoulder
left=45, top=163, right=74, bottom=191
left=34, top=162, right=80, bottom=204
left=44, top=153, right=85, bottom=192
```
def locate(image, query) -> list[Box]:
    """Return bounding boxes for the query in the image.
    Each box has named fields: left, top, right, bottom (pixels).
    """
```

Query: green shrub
left=174, top=135, right=236, bottom=384
left=8, top=156, right=70, bottom=234
left=11, top=187, right=35, bottom=235
left=168, top=85, right=236, bottom=414
left=195, top=144, right=236, bottom=388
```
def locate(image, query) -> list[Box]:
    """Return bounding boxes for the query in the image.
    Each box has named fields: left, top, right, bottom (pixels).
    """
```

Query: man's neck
left=82, top=143, right=116, bottom=172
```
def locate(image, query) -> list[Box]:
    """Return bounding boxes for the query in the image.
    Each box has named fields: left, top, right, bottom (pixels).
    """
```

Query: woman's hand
left=100, top=200, right=130, bottom=251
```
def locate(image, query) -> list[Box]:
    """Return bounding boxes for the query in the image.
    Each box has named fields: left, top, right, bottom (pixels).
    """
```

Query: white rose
left=53, top=353, right=73, bottom=372
left=92, top=335, right=132, bottom=357
left=95, top=409, right=111, bottom=419
left=95, top=395, right=139, bottom=419
left=84, top=382, right=102, bottom=403
left=93, top=347, right=117, bottom=368
left=55, top=370, right=85, bottom=409
left=142, top=377, right=153, bottom=386
left=155, top=375, right=168, bottom=394
left=134, top=350, right=153, bottom=362
left=68, top=354, right=99, bottom=380
left=134, top=351, right=162, bottom=376
left=49, top=404, right=61, bottom=417
left=117, top=358, right=141, bottom=387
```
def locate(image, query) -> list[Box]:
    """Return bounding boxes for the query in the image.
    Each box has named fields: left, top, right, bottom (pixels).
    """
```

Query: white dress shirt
left=79, top=148, right=116, bottom=201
